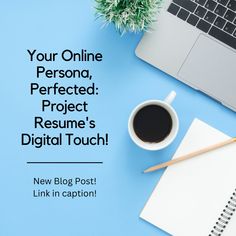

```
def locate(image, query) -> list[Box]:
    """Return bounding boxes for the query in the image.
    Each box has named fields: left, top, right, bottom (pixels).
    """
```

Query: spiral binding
left=209, top=188, right=236, bottom=236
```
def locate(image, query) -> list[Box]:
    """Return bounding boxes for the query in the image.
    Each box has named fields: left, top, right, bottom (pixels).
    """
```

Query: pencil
left=144, top=137, right=236, bottom=173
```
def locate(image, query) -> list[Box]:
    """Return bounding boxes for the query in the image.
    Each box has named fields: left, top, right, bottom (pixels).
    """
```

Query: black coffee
left=133, top=105, right=172, bottom=143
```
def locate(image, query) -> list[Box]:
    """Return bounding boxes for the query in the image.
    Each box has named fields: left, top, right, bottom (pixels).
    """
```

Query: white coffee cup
left=128, top=91, right=179, bottom=151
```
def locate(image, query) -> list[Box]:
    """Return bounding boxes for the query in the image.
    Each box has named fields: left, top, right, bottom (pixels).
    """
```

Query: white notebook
left=140, top=119, right=236, bottom=236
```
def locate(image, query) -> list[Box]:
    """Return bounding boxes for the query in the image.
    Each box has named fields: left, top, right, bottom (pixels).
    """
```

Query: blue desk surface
left=1, top=1, right=236, bottom=235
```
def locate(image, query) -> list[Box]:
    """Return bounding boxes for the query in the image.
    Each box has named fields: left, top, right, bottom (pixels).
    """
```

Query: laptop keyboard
left=167, top=0, right=236, bottom=50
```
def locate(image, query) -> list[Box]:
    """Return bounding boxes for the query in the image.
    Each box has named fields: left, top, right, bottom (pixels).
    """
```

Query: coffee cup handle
left=164, top=91, right=176, bottom=104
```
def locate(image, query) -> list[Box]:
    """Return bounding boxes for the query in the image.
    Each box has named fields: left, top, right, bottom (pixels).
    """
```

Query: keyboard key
left=195, top=0, right=207, bottom=5
left=168, top=3, right=180, bottom=15
left=177, top=8, right=190, bottom=20
left=224, top=10, right=236, bottom=22
left=227, top=0, right=236, bottom=11
left=214, top=5, right=227, bottom=16
left=205, top=11, right=217, bottom=23
left=173, top=0, right=197, bottom=12
left=233, top=30, right=236, bottom=37
left=205, top=0, right=217, bottom=10
left=209, top=26, right=236, bottom=49
left=217, top=0, right=229, bottom=5
left=197, top=19, right=211, bottom=32
left=195, top=6, right=207, bottom=17
left=224, top=22, right=236, bottom=33
left=187, top=14, right=200, bottom=25
left=214, top=16, right=226, bottom=28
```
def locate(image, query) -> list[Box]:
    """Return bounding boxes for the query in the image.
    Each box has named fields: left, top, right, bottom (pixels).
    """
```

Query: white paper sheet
left=140, top=119, right=236, bottom=236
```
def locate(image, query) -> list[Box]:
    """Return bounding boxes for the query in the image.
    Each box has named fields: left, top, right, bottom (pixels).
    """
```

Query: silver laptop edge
left=136, top=0, right=236, bottom=111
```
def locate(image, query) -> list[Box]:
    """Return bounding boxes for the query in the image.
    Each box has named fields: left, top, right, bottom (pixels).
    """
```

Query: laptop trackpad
left=178, top=34, right=236, bottom=109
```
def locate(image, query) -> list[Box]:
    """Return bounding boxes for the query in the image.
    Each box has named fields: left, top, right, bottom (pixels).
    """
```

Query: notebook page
left=140, top=119, right=236, bottom=236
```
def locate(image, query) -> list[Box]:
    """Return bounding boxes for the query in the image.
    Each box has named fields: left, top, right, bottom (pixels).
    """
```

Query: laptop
left=136, top=0, right=236, bottom=111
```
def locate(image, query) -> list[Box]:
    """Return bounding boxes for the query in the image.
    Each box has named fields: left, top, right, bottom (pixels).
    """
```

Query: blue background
left=1, top=1, right=236, bottom=236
